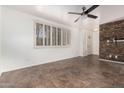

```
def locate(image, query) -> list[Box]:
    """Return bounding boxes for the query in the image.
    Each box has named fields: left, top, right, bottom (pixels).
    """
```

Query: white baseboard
left=99, top=58, right=124, bottom=65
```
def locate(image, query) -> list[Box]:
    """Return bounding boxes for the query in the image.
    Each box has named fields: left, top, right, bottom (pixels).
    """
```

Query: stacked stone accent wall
left=100, top=20, right=124, bottom=62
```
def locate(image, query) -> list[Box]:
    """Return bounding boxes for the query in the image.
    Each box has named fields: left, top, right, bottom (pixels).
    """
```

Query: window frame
left=34, top=21, right=71, bottom=48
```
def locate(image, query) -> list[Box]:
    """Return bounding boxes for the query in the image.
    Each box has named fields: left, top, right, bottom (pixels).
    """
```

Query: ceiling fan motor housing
left=82, top=7, right=86, bottom=11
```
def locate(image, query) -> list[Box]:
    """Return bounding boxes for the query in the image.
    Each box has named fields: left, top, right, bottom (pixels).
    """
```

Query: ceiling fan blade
left=84, top=5, right=99, bottom=14
left=68, top=12, right=82, bottom=15
left=74, top=16, right=81, bottom=23
left=87, top=14, right=98, bottom=19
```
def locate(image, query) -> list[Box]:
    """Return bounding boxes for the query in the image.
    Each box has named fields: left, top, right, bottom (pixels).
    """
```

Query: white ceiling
left=100, top=5, right=124, bottom=24
left=3, top=5, right=100, bottom=29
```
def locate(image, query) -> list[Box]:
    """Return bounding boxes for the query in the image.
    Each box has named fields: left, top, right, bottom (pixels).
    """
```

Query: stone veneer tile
left=100, top=19, right=124, bottom=62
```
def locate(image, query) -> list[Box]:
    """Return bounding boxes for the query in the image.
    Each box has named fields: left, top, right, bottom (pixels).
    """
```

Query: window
left=36, top=23, right=43, bottom=46
left=52, top=27, right=57, bottom=46
left=57, top=28, right=61, bottom=46
left=44, top=25, right=51, bottom=46
left=35, top=22, right=71, bottom=47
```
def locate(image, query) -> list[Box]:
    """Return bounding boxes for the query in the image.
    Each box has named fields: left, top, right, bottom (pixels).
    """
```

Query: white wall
left=0, top=6, right=1, bottom=55
left=1, top=6, right=101, bottom=74
left=0, top=6, right=2, bottom=75
left=0, top=6, right=2, bottom=74
left=1, top=7, right=80, bottom=73
left=92, top=31, right=99, bottom=55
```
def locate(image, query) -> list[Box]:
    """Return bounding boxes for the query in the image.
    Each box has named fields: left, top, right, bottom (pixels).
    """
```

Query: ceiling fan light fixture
left=81, top=15, right=87, bottom=20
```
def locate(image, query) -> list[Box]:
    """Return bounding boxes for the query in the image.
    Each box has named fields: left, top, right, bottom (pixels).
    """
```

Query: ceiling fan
left=68, top=5, right=99, bottom=23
